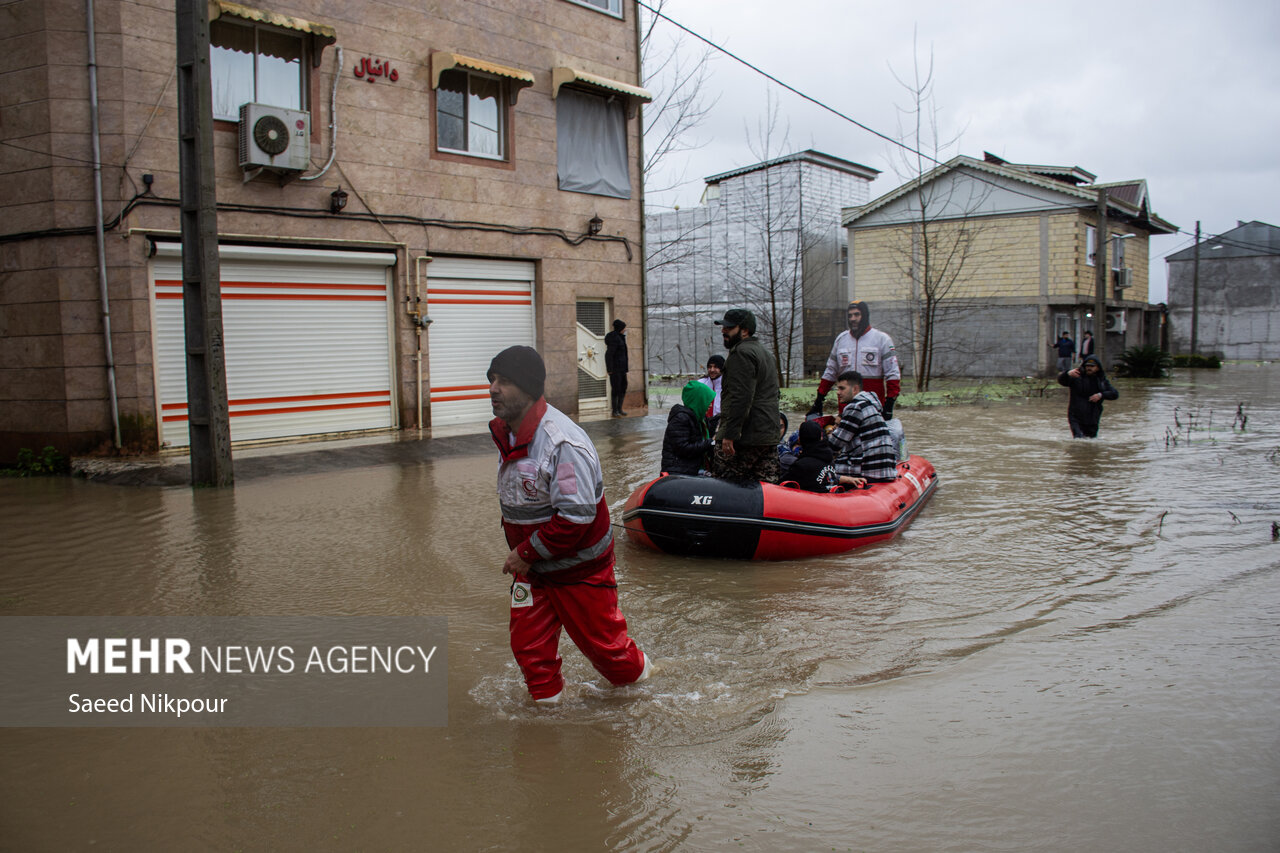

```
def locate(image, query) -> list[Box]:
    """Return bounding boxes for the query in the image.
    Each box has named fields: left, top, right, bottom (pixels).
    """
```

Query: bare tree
left=723, top=96, right=820, bottom=388
left=639, top=0, right=717, bottom=199
left=638, top=0, right=721, bottom=377
left=883, top=37, right=1001, bottom=391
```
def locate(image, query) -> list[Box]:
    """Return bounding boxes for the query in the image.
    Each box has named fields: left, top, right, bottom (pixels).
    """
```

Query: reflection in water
left=2, top=365, right=1278, bottom=850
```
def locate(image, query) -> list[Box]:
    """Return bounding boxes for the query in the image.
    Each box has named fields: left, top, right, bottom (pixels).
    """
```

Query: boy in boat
left=827, top=370, right=898, bottom=484
left=661, top=380, right=715, bottom=475
left=785, top=420, right=840, bottom=492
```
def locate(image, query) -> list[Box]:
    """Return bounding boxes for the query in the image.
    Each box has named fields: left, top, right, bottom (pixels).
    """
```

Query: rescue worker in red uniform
left=809, top=301, right=901, bottom=419
left=487, top=346, right=651, bottom=705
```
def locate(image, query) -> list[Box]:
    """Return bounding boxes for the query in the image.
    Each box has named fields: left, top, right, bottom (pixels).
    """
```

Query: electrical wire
left=0, top=194, right=633, bottom=259
left=637, top=0, right=1232, bottom=245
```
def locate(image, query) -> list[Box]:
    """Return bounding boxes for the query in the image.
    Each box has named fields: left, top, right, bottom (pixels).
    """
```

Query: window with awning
left=208, top=2, right=336, bottom=121
left=552, top=69, right=651, bottom=199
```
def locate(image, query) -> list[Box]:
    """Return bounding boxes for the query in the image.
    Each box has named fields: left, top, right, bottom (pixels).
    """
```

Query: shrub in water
left=1115, top=345, right=1173, bottom=378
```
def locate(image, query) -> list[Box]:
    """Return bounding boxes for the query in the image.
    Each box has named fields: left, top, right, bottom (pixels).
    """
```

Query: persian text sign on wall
left=354, top=57, right=398, bottom=82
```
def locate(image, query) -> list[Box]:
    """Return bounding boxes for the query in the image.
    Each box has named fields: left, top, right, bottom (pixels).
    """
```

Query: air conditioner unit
left=1105, top=310, right=1127, bottom=333
left=238, top=103, right=311, bottom=173
left=1114, top=267, right=1132, bottom=292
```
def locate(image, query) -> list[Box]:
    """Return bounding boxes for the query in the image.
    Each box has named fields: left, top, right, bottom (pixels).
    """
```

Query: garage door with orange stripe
left=150, top=243, right=398, bottom=447
left=425, top=257, right=536, bottom=429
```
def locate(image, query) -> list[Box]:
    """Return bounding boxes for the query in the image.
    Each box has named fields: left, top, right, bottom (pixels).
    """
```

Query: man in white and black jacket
left=810, top=301, right=901, bottom=419
left=487, top=346, right=651, bottom=704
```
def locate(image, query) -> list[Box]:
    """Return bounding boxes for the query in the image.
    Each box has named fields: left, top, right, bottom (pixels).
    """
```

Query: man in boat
left=712, top=308, right=782, bottom=484
left=809, top=301, right=900, bottom=418
left=487, top=345, right=651, bottom=704
left=827, top=370, right=899, bottom=484
left=1058, top=354, right=1118, bottom=438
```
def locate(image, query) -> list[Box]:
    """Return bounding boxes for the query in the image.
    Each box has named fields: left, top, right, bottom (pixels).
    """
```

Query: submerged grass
left=648, top=375, right=1061, bottom=410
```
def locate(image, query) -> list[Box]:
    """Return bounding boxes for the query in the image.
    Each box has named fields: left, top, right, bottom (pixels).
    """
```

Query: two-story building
left=645, top=150, right=879, bottom=379
left=843, top=153, right=1176, bottom=379
left=0, top=0, right=651, bottom=461
left=1166, top=220, right=1280, bottom=360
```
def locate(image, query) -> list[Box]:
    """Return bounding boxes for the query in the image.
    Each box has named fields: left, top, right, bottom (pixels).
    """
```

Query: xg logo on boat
left=691, top=495, right=713, bottom=506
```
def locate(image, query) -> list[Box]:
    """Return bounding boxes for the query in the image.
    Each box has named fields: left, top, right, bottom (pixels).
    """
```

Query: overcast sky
left=640, top=0, right=1280, bottom=303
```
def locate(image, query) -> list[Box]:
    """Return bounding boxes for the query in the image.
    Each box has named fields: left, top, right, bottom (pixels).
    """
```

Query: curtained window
left=556, top=88, right=629, bottom=199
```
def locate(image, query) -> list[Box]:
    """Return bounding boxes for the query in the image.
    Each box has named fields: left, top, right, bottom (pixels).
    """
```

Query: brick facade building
left=0, top=0, right=650, bottom=460
left=843, top=153, right=1176, bottom=379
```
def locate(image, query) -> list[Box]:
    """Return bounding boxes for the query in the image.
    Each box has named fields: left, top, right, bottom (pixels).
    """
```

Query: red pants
left=510, top=563, right=645, bottom=700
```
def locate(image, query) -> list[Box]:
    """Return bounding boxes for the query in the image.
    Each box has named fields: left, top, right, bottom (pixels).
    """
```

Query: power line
left=638, top=2, right=1194, bottom=234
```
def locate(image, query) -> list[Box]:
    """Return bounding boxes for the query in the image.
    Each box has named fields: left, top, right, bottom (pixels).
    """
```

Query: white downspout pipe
left=87, top=0, right=122, bottom=449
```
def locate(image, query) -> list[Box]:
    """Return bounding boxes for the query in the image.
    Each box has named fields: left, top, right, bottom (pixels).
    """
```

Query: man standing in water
left=1052, top=331, right=1077, bottom=373
left=712, top=308, right=781, bottom=484
left=1058, top=354, right=1119, bottom=438
left=810, top=301, right=900, bottom=418
left=487, top=346, right=651, bottom=704
left=604, top=319, right=629, bottom=416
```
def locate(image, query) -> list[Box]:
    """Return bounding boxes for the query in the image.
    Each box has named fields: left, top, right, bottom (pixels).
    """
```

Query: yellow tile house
left=0, top=0, right=650, bottom=461
left=842, top=153, right=1176, bottom=380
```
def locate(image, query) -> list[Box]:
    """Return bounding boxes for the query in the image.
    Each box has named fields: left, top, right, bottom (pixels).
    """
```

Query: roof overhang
left=431, top=52, right=536, bottom=103
left=552, top=67, right=652, bottom=118
left=843, top=155, right=1177, bottom=234
left=208, top=1, right=336, bottom=66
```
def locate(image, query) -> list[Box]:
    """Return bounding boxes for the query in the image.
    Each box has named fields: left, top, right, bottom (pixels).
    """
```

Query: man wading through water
left=1058, top=354, right=1119, bottom=438
left=487, top=346, right=651, bottom=704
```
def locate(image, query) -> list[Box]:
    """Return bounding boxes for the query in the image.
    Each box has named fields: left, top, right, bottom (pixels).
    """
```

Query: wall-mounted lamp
left=588, top=215, right=603, bottom=236
left=329, top=187, right=349, bottom=214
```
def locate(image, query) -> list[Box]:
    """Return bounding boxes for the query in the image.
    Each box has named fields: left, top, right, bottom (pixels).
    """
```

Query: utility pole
left=176, top=0, right=233, bottom=486
left=1191, top=220, right=1200, bottom=356
left=1094, top=189, right=1109, bottom=368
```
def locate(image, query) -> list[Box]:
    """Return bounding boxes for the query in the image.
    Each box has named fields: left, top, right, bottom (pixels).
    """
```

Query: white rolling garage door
left=151, top=243, right=397, bottom=447
left=426, top=257, right=536, bottom=429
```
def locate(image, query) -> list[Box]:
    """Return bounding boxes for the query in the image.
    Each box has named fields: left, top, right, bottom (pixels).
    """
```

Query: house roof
left=983, top=152, right=1095, bottom=185
left=705, top=149, right=880, bottom=185
left=1166, top=220, right=1280, bottom=262
left=843, top=154, right=1177, bottom=235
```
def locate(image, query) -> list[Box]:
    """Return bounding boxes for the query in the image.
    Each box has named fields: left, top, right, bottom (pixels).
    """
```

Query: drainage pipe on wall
left=300, top=46, right=342, bottom=182
left=86, top=0, right=122, bottom=449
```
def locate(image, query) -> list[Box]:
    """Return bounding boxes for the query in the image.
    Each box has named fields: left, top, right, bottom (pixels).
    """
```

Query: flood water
left=2, top=365, right=1278, bottom=851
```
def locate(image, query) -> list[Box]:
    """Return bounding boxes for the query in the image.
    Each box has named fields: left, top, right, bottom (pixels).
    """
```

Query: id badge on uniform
left=511, top=581, right=533, bottom=608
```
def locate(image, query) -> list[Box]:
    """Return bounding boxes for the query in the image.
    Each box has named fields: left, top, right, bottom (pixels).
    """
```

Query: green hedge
left=1171, top=354, right=1222, bottom=369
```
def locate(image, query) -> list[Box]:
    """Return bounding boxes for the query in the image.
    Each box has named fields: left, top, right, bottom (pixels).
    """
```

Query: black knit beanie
left=487, top=346, right=546, bottom=399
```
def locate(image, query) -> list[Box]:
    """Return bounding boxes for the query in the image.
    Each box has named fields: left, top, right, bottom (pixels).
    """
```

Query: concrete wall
left=0, top=0, right=649, bottom=459
left=1167, top=255, right=1280, bottom=359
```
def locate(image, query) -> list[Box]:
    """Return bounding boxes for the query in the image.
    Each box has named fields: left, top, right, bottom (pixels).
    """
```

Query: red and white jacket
left=817, top=327, right=901, bottom=405
left=490, top=399, right=614, bottom=582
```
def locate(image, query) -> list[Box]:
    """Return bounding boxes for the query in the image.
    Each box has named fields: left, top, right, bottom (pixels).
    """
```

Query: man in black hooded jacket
left=1058, top=355, right=1118, bottom=438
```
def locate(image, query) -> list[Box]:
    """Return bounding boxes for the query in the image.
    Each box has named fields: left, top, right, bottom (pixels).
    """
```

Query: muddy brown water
left=2, top=365, right=1278, bottom=851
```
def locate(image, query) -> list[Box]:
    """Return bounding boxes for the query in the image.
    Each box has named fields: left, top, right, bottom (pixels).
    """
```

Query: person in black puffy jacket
left=661, top=380, right=715, bottom=475
left=1058, top=355, right=1119, bottom=438
left=785, top=420, right=838, bottom=492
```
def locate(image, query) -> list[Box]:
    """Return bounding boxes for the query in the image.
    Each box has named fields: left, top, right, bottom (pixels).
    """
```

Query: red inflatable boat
left=621, top=456, right=938, bottom=561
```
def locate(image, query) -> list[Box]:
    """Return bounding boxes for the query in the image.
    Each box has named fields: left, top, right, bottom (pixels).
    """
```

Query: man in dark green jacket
left=712, top=308, right=781, bottom=484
